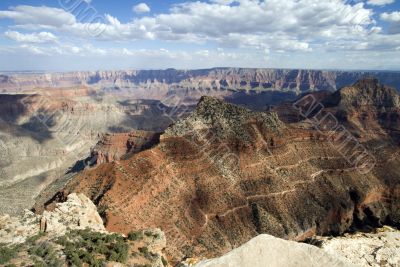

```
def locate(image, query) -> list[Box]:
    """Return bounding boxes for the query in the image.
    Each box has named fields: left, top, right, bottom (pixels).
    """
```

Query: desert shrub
left=0, top=246, right=18, bottom=264
left=127, top=231, right=144, bottom=241
left=26, top=233, right=46, bottom=245
left=28, top=242, right=63, bottom=267
left=161, top=256, right=168, bottom=266
left=144, top=230, right=160, bottom=239
left=138, top=246, right=157, bottom=261
left=57, top=229, right=129, bottom=265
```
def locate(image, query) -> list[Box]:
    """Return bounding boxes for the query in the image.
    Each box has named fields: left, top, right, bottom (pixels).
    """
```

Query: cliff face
left=2, top=68, right=400, bottom=93
left=89, top=130, right=160, bottom=165
left=40, top=79, right=400, bottom=262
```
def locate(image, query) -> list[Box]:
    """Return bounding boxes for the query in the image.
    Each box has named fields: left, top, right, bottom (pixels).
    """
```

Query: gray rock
left=193, top=234, right=354, bottom=267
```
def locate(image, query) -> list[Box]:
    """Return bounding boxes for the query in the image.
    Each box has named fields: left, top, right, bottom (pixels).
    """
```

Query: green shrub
left=127, top=231, right=144, bottom=241
left=58, top=229, right=129, bottom=265
left=138, top=246, right=157, bottom=261
left=161, top=256, right=168, bottom=266
left=0, top=246, right=18, bottom=264
left=28, top=243, right=63, bottom=267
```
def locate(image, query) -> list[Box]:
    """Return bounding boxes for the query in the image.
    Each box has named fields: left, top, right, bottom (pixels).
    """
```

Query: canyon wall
left=1, top=68, right=400, bottom=93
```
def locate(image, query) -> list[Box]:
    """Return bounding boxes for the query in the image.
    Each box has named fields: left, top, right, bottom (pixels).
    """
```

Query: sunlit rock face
left=192, top=234, right=355, bottom=267
left=1, top=69, right=400, bottom=93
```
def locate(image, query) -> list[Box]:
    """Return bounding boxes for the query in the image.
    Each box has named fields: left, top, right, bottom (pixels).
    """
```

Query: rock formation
left=189, top=227, right=400, bottom=267
left=0, top=193, right=168, bottom=267
left=191, top=234, right=354, bottom=267
left=1, top=69, right=400, bottom=93
left=321, top=226, right=400, bottom=267
left=89, top=130, right=160, bottom=165
left=0, top=193, right=105, bottom=244
left=39, top=79, right=400, bottom=263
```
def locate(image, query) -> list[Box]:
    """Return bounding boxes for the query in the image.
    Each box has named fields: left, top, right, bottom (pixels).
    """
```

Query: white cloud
left=0, top=1, right=399, bottom=70
left=0, top=1, right=377, bottom=53
left=4, top=31, right=57, bottom=43
left=381, top=11, right=400, bottom=34
left=0, top=5, right=75, bottom=28
left=19, top=44, right=46, bottom=55
left=381, top=11, right=400, bottom=22
left=133, top=3, right=151, bottom=14
left=367, top=0, right=395, bottom=6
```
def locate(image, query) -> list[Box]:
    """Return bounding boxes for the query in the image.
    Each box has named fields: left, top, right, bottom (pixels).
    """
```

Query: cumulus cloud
left=381, top=11, right=400, bottom=34
left=381, top=11, right=400, bottom=22
left=367, top=0, right=395, bottom=6
left=0, top=1, right=379, bottom=52
left=133, top=3, right=151, bottom=14
left=0, top=5, right=75, bottom=28
left=0, top=1, right=399, bottom=69
left=4, top=31, right=58, bottom=43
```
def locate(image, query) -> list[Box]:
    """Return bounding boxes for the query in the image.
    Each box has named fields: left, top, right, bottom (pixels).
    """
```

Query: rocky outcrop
left=1, top=68, right=400, bottom=93
left=164, top=96, right=284, bottom=140
left=191, top=234, right=354, bottom=267
left=189, top=227, right=400, bottom=267
left=321, top=226, right=400, bottom=267
left=0, top=193, right=105, bottom=244
left=41, top=193, right=106, bottom=235
left=0, top=193, right=168, bottom=267
left=90, top=130, right=160, bottom=165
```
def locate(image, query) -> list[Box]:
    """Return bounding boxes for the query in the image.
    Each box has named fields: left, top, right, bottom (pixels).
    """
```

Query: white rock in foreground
left=193, top=234, right=355, bottom=267
left=0, top=193, right=105, bottom=244
left=322, top=227, right=400, bottom=267
left=42, top=193, right=106, bottom=235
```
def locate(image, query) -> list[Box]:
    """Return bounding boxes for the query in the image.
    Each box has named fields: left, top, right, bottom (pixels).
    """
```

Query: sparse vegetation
left=28, top=242, right=63, bottom=267
left=139, top=246, right=158, bottom=261
left=128, top=230, right=144, bottom=241
left=56, top=228, right=129, bottom=266
left=0, top=245, right=19, bottom=265
left=161, top=256, right=168, bottom=266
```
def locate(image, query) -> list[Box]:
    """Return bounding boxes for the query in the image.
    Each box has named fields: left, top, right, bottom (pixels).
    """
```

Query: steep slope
left=89, top=131, right=160, bottom=165
left=39, top=79, right=400, bottom=263
left=0, top=90, right=180, bottom=215
left=326, top=78, right=400, bottom=141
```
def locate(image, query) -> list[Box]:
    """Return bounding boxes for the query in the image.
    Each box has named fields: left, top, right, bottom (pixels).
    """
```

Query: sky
left=0, top=0, right=399, bottom=71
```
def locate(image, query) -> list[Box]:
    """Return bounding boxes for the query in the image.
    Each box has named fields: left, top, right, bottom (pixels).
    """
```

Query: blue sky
left=0, top=0, right=399, bottom=71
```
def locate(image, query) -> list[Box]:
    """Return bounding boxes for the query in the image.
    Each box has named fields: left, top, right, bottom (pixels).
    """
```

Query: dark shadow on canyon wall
left=224, top=90, right=298, bottom=111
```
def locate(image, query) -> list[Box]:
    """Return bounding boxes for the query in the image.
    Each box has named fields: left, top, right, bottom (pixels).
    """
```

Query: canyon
left=1, top=69, right=400, bottom=266
left=3, top=68, right=399, bottom=217
left=0, top=88, right=182, bottom=215
left=2, top=69, right=400, bottom=94
left=36, top=78, right=400, bottom=263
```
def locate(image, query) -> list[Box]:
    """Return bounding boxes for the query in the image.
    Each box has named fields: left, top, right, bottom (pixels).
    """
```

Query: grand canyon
left=1, top=68, right=400, bottom=266
left=1, top=0, right=400, bottom=266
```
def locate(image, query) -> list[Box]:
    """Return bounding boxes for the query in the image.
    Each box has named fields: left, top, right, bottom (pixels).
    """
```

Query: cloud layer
left=0, top=0, right=399, bottom=70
